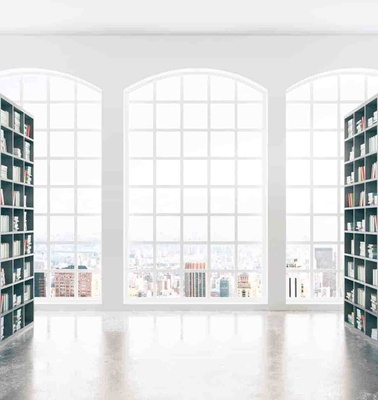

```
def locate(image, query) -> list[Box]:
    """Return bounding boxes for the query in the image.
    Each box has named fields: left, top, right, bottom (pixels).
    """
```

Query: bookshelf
left=344, top=95, right=378, bottom=343
left=0, top=93, right=34, bottom=343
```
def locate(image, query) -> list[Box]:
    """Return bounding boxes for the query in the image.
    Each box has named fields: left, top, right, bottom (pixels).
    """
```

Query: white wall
left=2, top=35, right=377, bottom=310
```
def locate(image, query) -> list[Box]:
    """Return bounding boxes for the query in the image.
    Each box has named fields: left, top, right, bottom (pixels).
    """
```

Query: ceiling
left=2, top=0, right=378, bottom=35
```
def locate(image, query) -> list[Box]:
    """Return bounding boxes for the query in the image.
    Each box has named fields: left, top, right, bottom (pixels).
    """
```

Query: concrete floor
left=0, top=311, right=377, bottom=400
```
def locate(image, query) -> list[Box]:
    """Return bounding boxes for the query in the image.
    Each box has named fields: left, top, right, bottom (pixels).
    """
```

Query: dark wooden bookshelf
left=344, top=94, right=378, bottom=343
left=0, top=93, right=34, bottom=343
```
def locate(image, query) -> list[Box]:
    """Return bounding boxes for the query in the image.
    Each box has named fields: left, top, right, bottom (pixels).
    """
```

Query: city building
left=184, top=262, right=207, bottom=297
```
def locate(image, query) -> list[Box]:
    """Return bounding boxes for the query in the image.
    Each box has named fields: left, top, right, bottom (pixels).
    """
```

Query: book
left=13, top=240, right=21, bottom=257
left=1, top=129, right=6, bottom=153
left=0, top=268, right=5, bottom=285
left=14, top=111, right=21, bottom=133
left=1, top=243, right=10, bottom=259
left=1, top=110, right=9, bottom=126
left=24, top=166, right=32, bottom=185
left=13, top=166, right=21, bottom=183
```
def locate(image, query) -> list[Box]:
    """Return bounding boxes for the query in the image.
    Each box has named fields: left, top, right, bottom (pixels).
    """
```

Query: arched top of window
left=287, top=68, right=378, bottom=101
left=0, top=68, right=101, bottom=103
left=124, top=68, right=267, bottom=101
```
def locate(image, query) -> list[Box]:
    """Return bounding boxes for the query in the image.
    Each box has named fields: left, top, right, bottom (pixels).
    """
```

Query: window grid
left=125, top=71, right=267, bottom=302
left=0, top=71, right=103, bottom=301
left=286, top=70, right=378, bottom=303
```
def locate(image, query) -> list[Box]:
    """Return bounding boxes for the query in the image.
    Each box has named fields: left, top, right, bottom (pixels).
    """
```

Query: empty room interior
left=0, top=1, right=378, bottom=399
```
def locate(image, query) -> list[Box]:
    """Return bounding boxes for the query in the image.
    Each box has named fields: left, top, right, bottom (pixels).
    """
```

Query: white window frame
left=124, top=69, right=268, bottom=303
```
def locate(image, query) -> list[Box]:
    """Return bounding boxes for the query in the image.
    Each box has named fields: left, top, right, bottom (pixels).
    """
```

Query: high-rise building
left=184, top=262, right=206, bottom=297
left=237, top=272, right=252, bottom=298
left=55, top=273, right=75, bottom=297
left=78, top=272, right=92, bottom=297
left=314, top=247, right=336, bottom=297
left=35, top=272, right=46, bottom=297
left=220, top=277, right=229, bottom=297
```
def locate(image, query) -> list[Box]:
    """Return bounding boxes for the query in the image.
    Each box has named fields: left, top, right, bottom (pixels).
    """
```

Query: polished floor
left=0, top=311, right=377, bottom=400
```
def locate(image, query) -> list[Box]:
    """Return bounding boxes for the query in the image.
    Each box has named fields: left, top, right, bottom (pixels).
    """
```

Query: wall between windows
left=1, top=35, right=378, bottom=310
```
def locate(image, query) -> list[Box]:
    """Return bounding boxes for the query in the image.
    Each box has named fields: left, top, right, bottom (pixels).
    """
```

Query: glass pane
left=313, top=188, right=338, bottom=214
left=156, top=188, right=180, bottom=213
left=287, top=272, right=310, bottom=299
left=238, top=216, right=262, bottom=241
left=210, top=131, right=235, bottom=157
left=286, top=188, right=310, bottom=214
left=183, top=160, right=207, bottom=185
left=50, top=160, right=75, bottom=185
left=128, top=216, right=153, bottom=241
left=211, top=216, right=235, bottom=241
left=210, top=188, right=235, bottom=213
left=78, top=160, right=101, bottom=185
left=129, top=160, right=153, bottom=186
left=35, top=244, right=48, bottom=270
left=367, top=76, right=378, bottom=98
left=313, top=76, right=338, bottom=101
left=211, top=75, right=235, bottom=100
left=156, top=216, right=180, bottom=241
left=313, top=216, right=338, bottom=242
left=77, top=131, right=101, bottom=157
left=313, top=160, right=338, bottom=185
left=156, top=104, right=180, bottom=129
left=287, top=216, right=310, bottom=241
left=156, top=131, right=180, bottom=157
left=238, top=244, right=263, bottom=270
left=238, top=104, right=263, bottom=129
left=313, top=104, right=338, bottom=129
left=156, top=160, right=180, bottom=185
left=77, top=188, right=101, bottom=213
left=210, top=272, right=234, bottom=297
left=79, top=272, right=101, bottom=298
left=128, top=272, right=153, bottom=297
left=211, top=245, right=235, bottom=270
left=286, top=160, right=310, bottom=185
left=77, top=84, right=101, bottom=102
left=50, top=216, right=75, bottom=241
left=50, top=188, right=75, bottom=213
left=34, top=216, right=48, bottom=242
left=128, top=131, right=153, bottom=157
left=183, top=188, right=207, bottom=213
left=286, top=244, right=310, bottom=269
left=183, top=104, right=207, bottom=129
left=50, top=244, right=75, bottom=269
left=156, top=244, right=180, bottom=270
left=183, top=216, right=207, bottom=241
left=211, top=160, right=235, bottom=185
left=51, top=272, right=75, bottom=297
left=129, top=188, right=153, bottom=214
left=286, top=104, right=310, bottom=129
left=34, top=130, right=48, bottom=157
left=314, top=245, right=337, bottom=269
left=184, top=271, right=207, bottom=298
left=77, top=216, right=101, bottom=241
left=340, top=74, right=365, bottom=101
left=34, top=188, right=47, bottom=213
left=35, top=160, right=48, bottom=185
left=237, top=83, right=263, bottom=101
left=183, top=131, right=207, bottom=157
left=128, top=243, right=153, bottom=270
left=77, top=104, right=101, bottom=129
left=0, top=76, right=21, bottom=101
left=183, top=75, right=208, bottom=101
left=286, top=83, right=310, bottom=101
left=238, top=131, right=262, bottom=157
left=128, top=83, right=153, bottom=101
left=238, top=188, right=262, bottom=214
left=156, top=77, right=180, bottom=100
left=183, top=244, right=207, bottom=264
left=50, top=76, right=75, bottom=101
left=237, top=272, right=262, bottom=299
left=50, top=131, right=74, bottom=157
left=128, top=104, right=153, bottom=129
left=34, top=272, right=47, bottom=297
left=50, top=104, right=75, bottom=129
left=313, top=131, right=338, bottom=157
left=313, top=272, right=337, bottom=299
left=211, top=104, right=234, bottom=129
left=286, top=131, right=310, bottom=158
left=157, top=272, right=180, bottom=297
left=23, top=104, right=47, bottom=130
left=238, top=160, right=262, bottom=185
left=77, top=243, right=101, bottom=270
left=23, top=75, right=48, bottom=101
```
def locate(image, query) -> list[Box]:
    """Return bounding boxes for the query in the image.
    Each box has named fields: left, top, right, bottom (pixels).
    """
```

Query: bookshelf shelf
left=0, top=93, right=34, bottom=343
left=344, top=95, right=378, bottom=342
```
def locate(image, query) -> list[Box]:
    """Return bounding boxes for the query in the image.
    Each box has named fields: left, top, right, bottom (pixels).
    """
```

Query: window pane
left=211, top=245, right=235, bottom=270
left=313, top=188, right=338, bottom=214
left=314, top=245, right=337, bottom=269
left=77, top=188, right=101, bottom=213
left=210, top=272, right=234, bottom=297
left=128, top=83, right=153, bottom=101
left=238, top=188, right=262, bottom=214
left=184, top=104, right=207, bottom=129
left=156, top=131, right=180, bottom=157
left=79, top=272, right=101, bottom=298
left=157, top=104, right=180, bottom=129
left=238, top=216, right=262, bottom=241
left=286, top=83, right=310, bottom=101
left=211, top=160, right=235, bottom=185
left=129, top=188, right=153, bottom=214
left=287, top=216, right=310, bottom=241
left=51, top=272, right=75, bottom=297
left=50, top=188, right=75, bottom=213
left=128, top=104, right=153, bottom=129
left=183, top=188, right=207, bottom=213
left=78, top=216, right=101, bottom=241
left=156, top=216, right=180, bottom=241
left=128, top=243, right=153, bottom=270
left=211, top=131, right=235, bottom=157
left=34, top=272, right=47, bottom=297
left=0, top=76, right=21, bottom=101
left=211, top=104, right=234, bottom=129
left=183, top=131, right=207, bottom=157
left=34, top=130, right=48, bottom=157
left=157, top=272, right=180, bottom=297
left=211, top=216, right=235, bottom=241
left=156, top=160, right=180, bottom=185
left=238, top=160, right=262, bottom=185
left=50, top=104, right=75, bottom=129
left=238, top=131, right=262, bottom=157
left=34, top=188, right=47, bottom=213
left=50, top=160, right=74, bottom=185
left=77, top=131, right=101, bottom=157
left=23, top=104, right=47, bottom=130
left=211, top=188, right=234, bottom=213
left=286, top=244, right=310, bottom=269
left=77, top=104, right=101, bottom=130
left=128, top=216, right=153, bottom=241
left=129, top=160, right=153, bottom=186
left=286, top=188, right=310, bottom=214
left=313, top=76, right=338, bottom=101
left=128, top=131, right=153, bottom=157
left=183, top=244, right=207, bottom=264
left=340, top=74, right=365, bottom=101
left=78, top=160, right=101, bottom=186
left=238, top=104, right=263, bottom=129
left=156, top=188, right=180, bottom=213
left=313, top=104, right=338, bottom=129
left=156, top=77, right=180, bottom=100
left=237, top=83, right=263, bottom=101
left=35, top=160, right=48, bottom=185
left=287, top=272, right=310, bottom=300
left=23, top=75, right=48, bottom=101
left=286, top=104, right=310, bottom=129
left=183, top=216, right=207, bottom=241
left=237, top=272, right=262, bottom=298
left=50, top=131, right=74, bottom=157
left=156, top=244, right=180, bottom=270
left=50, top=216, right=75, bottom=241
left=50, top=244, right=75, bottom=269
left=286, top=132, right=310, bottom=158
left=313, top=216, right=338, bottom=242
left=34, top=216, right=48, bottom=242
left=184, top=160, right=207, bottom=185
left=128, top=272, right=153, bottom=297
left=313, top=272, right=337, bottom=299
left=313, top=160, right=338, bottom=186
left=50, top=76, right=75, bottom=101
left=77, top=243, right=101, bottom=270
left=287, top=160, right=310, bottom=186
left=313, top=131, right=338, bottom=157
left=183, top=75, right=208, bottom=101
left=238, top=244, right=263, bottom=270
left=211, top=76, right=235, bottom=100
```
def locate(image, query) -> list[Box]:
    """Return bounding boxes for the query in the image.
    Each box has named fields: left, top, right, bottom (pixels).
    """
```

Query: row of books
left=349, top=146, right=354, bottom=161
left=373, top=269, right=377, bottom=286
left=347, top=193, right=354, bottom=207
left=1, top=165, right=7, bottom=180
left=1, top=316, right=3, bottom=340
left=359, top=191, right=365, bottom=206
left=368, top=215, right=378, bottom=232
left=356, top=117, right=365, bottom=134
left=346, top=171, right=354, bottom=185
left=0, top=189, right=28, bottom=207
left=24, top=142, right=31, bottom=161
left=360, top=143, right=366, bottom=157
left=13, top=240, right=21, bottom=257
left=367, top=192, right=378, bottom=206
left=346, top=191, right=367, bottom=207
left=347, top=261, right=354, bottom=278
left=24, top=285, right=32, bottom=302
left=13, top=147, right=22, bottom=158
left=13, top=216, right=19, bottom=231
left=359, top=241, right=365, bottom=257
left=357, top=265, right=365, bottom=281
left=347, top=119, right=354, bottom=137
left=0, top=215, right=9, bottom=232
left=371, top=162, right=377, bottom=179
left=24, top=261, right=31, bottom=278
left=371, top=293, right=377, bottom=313
left=356, top=219, right=365, bottom=231
left=347, top=311, right=354, bottom=324
left=0, top=268, right=4, bottom=285
left=368, top=111, right=378, bottom=127
left=1, top=243, right=9, bottom=259
left=346, top=222, right=353, bottom=231
left=13, top=267, right=22, bottom=282
left=14, top=112, right=21, bottom=133
left=357, top=166, right=365, bottom=182
left=24, top=212, right=28, bottom=231
left=351, top=239, right=354, bottom=255
left=24, top=235, right=32, bottom=255
left=24, top=166, right=32, bottom=185
left=369, top=135, right=378, bottom=154
left=1, top=129, right=6, bottom=153
left=13, top=309, right=21, bottom=333
left=346, top=288, right=354, bottom=302
left=1, top=293, right=10, bottom=312
left=367, top=244, right=377, bottom=259
left=356, top=308, right=365, bottom=332
left=13, top=293, right=21, bottom=307
left=1, top=110, right=9, bottom=127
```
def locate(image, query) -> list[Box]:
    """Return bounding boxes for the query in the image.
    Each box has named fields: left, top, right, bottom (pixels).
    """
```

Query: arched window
left=124, top=69, right=267, bottom=302
left=0, top=69, right=102, bottom=301
left=286, top=69, right=378, bottom=303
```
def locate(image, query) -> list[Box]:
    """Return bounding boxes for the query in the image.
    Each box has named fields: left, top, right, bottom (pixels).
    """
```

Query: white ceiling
left=2, top=0, right=378, bottom=34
